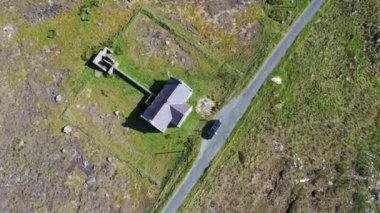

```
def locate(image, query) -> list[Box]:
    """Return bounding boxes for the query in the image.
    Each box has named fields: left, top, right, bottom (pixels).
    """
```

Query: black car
left=202, top=120, right=221, bottom=139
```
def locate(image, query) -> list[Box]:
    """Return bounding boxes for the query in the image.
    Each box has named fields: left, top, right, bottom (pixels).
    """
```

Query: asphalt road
left=162, top=1, right=325, bottom=212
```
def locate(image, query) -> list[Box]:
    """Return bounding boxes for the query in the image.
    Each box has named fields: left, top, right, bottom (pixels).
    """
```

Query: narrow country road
left=162, top=1, right=325, bottom=212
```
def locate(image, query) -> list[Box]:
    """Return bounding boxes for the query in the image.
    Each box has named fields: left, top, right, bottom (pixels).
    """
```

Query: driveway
left=162, top=1, right=325, bottom=212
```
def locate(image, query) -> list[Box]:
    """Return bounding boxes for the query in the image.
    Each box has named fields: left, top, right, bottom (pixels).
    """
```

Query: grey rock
left=85, top=176, right=96, bottom=187
left=62, top=125, right=72, bottom=134
left=114, top=111, right=121, bottom=119
left=54, top=94, right=62, bottom=102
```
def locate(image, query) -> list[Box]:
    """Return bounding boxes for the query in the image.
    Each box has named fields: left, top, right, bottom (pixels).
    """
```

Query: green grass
left=63, top=72, right=202, bottom=184
left=111, top=12, right=228, bottom=103
left=10, top=1, right=210, bottom=210
left=151, top=1, right=311, bottom=104
left=8, top=0, right=162, bottom=209
left=180, top=0, right=380, bottom=212
left=60, top=9, right=223, bottom=185
left=3, top=0, right=314, bottom=211
left=226, top=0, right=311, bottom=100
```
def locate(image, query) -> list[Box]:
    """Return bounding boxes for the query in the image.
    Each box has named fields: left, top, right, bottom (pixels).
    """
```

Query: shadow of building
left=121, top=80, right=167, bottom=133
left=122, top=95, right=158, bottom=133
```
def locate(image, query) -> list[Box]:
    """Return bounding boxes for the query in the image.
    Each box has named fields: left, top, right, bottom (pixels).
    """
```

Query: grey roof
left=141, top=78, right=193, bottom=132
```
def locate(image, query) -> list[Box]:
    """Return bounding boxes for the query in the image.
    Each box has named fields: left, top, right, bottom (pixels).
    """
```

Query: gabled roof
left=141, top=78, right=193, bottom=132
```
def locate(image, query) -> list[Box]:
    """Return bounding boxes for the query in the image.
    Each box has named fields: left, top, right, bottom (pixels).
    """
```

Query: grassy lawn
left=181, top=0, right=380, bottom=212
left=63, top=70, right=198, bottom=184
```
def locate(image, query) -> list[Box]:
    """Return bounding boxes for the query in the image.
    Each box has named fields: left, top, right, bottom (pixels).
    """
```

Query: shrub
left=354, top=157, right=370, bottom=177
left=267, top=9, right=289, bottom=23
left=114, top=44, right=124, bottom=55
left=237, top=151, right=245, bottom=164
left=47, top=29, right=56, bottom=38
left=78, top=0, right=100, bottom=22
left=80, top=51, right=89, bottom=61
left=79, top=7, right=90, bottom=22
left=266, top=0, right=284, bottom=5
left=335, top=161, right=349, bottom=174
left=88, top=0, right=100, bottom=7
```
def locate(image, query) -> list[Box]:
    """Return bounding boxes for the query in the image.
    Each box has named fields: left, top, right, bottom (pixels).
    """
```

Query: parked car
left=203, top=119, right=221, bottom=139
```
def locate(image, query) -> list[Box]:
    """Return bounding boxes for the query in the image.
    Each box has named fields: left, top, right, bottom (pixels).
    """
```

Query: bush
left=80, top=51, right=89, bottom=61
left=79, top=7, right=90, bottom=22
left=267, top=9, right=289, bottom=23
left=335, top=161, right=349, bottom=174
left=47, top=29, right=56, bottom=38
left=88, top=0, right=100, bottom=7
left=266, top=0, right=284, bottom=5
left=237, top=151, right=245, bottom=164
left=352, top=192, right=368, bottom=211
left=355, top=156, right=370, bottom=176
left=114, top=44, right=124, bottom=55
left=78, top=0, right=100, bottom=22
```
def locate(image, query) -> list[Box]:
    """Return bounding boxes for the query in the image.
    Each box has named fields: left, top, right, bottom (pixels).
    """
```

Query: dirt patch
left=165, top=14, right=199, bottom=35
left=61, top=134, right=141, bottom=212
left=203, top=0, right=255, bottom=17
left=0, top=24, right=17, bottom=41
left=0, top=24, right=20, bottom=60
left=164, top=0, right=255, bottom=17
left=0, top=43, right=21, bottom=66
left=161, top=0, right=258, bottom=32
left=131, top=17, right=196, bottom=70
left=21, top=0, right=74, bottom=23
left=216, top=12, right=235, bottom=31
left=114, top=0, right=133, bottom=9
left=238, top=21, right=261, bottom=41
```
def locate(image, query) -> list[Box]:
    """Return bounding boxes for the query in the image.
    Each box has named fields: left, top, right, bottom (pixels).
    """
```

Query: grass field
left=63, top=70, right=198, bottom=184
left=181, top=0, right=380, bottom=212
left=62, top=7, right=227, bottom=185
left=154, top=0, right=312, bottom=102
left=0, top=0, right=312, bottom=211
left=111, top=11, right=227, bottom=103
left=61, top=2, right=312, bottom=210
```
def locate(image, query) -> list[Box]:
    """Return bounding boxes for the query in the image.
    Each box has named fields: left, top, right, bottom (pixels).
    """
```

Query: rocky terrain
left=0, top=1, right=152, bottom=212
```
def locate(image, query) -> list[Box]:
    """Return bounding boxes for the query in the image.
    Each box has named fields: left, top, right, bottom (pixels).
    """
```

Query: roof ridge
left=151, top=102, right=172, bottom=121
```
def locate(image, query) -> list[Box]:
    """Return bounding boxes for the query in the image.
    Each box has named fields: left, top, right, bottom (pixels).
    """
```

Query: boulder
left=62, top=125, right=72, bottom=134
left=54, top=94, right=62, bottom=102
